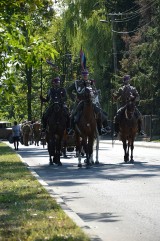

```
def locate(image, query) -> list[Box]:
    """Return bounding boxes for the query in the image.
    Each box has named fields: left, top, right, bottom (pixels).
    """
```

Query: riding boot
left=68, top=116, right=75, bottom=135
left=113, top=122, right=119, bottom=137
left=96, top=119, right=102, bottom=135
left=138, top=119, right=145, bottom=136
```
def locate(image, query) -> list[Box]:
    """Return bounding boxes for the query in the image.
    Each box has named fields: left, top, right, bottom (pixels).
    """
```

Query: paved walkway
left=100, top=138, right=160, bottom=149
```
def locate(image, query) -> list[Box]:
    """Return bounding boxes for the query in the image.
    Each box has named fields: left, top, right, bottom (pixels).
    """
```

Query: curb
left=99, top=139, right=160, bottom=149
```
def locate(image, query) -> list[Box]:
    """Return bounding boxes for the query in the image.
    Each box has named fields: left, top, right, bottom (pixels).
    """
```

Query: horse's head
left=125, top=101, right=135, bottom=120
left=84, top=87, right=94, bottom=102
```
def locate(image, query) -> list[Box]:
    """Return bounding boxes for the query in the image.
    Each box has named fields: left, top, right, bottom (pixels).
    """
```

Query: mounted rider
left=112, top=75, right=145, bottom=137
left=67, top=69, right=109, bottom=135
left=40, top=77, right=70, bottom=132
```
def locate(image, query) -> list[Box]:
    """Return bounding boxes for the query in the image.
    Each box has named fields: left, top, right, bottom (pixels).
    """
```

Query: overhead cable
left=112, top=16, right=157, bottom=34
left=113, top=0, right=157, bottom=23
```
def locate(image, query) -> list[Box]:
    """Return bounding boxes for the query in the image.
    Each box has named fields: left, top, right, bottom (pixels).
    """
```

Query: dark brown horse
left=119, top=101, right=138, bottom=162
left=75, top=87, right=99, bottom=167
left=46, top=98, right=67, bottom=165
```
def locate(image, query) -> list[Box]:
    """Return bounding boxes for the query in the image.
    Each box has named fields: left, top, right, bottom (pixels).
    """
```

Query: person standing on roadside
left=12, top=121, right=21, bottom=150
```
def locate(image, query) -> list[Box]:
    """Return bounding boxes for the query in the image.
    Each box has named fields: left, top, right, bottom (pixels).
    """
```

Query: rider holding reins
left=67, top=69, right=110, bottom=135
left=40, top=77, right=70, bottom=132
left=112, top=74, right=145, bottom=137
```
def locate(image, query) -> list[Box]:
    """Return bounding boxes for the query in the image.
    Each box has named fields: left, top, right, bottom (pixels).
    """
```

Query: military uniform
left=41, top=78, right=69, bottom=131
left=68, top=78, right=103, bottom=135
left=113, top=75, right=144, bottom=136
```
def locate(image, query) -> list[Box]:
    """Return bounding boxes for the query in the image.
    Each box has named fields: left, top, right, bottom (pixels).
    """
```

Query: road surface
left=7, top=140, right=160, bottom=241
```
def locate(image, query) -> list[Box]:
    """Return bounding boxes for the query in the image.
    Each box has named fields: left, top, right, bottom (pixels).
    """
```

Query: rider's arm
left=40, top=90, right=50, bottom=103
left=112, top=87, right=122, bottom=101
left=131, top=87, right=140, bottom=102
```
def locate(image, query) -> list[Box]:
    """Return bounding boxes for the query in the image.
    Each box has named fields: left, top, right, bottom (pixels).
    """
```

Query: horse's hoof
left=78, top=163, right=82, bottom=168
left=124, top=156, right=129, bottom=162
left=86, top=161, right=90, bottom=166
left=130, top=159, right=134, bottom=163
left=95, top=161, right=99, bottom=165
left=49, top=162, right=53, bottom=165
left=57, top=161, right=62, bottom=166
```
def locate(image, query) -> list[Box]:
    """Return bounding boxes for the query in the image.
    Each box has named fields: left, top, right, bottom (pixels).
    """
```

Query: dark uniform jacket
left=114, top=84, right=139, bottom=106
left=42, top=87, right=67, bottom=104
left=67, top=79, right=95, bottom=103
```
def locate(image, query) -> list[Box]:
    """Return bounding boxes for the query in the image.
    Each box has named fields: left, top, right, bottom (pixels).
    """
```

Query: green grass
left=0, top=142, right=90, bottom=241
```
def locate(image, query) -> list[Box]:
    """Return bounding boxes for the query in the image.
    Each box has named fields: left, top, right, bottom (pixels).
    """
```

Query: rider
left=67, top=69, right=109, bottom=135
left=112, top=74, right=145, bottom=137
left=40, top=77, right=70, bottom=132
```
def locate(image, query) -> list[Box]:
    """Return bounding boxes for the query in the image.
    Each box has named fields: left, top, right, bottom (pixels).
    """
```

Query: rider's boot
left=138, top=120, right=145, bottom=136
left=113, top=122, right=119, bottom=137
left=68, top=116, right=75, bottom=135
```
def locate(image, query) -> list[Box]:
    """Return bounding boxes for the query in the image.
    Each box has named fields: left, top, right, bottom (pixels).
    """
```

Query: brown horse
left=119, top=101, right=138, bottom=162
left=46, top=98, right=67, bottom=165
left=75, top=87, right=99, bottom=167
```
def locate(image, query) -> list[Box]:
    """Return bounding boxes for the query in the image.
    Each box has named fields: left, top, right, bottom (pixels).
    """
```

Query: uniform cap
left=123, top=75, right=130, bottom=81
left=81, top=70, right=89, bottom=76
left=52, top=77, right=60, bottom=83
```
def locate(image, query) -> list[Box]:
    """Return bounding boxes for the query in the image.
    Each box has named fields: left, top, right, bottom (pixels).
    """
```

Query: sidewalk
left=100, top=136, right=160, bottom=149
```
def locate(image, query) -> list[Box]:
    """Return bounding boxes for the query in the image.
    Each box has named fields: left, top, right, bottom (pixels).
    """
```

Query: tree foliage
left=0, top=0, right=160, bottom=123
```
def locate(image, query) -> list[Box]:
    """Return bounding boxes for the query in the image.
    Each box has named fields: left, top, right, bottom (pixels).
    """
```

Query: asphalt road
left=7, top=140, right=160, bottom=241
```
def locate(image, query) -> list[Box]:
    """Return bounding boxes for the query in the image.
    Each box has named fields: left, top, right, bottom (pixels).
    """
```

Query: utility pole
left=109, top=14, right=118, bottom=75
left=100, top=14, right=117, bottom=146
left=100, top=16, right=117, bottom=75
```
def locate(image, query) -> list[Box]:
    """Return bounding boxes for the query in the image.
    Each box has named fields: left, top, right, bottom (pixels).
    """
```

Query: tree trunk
left=26, top=65, right=32, bottom=121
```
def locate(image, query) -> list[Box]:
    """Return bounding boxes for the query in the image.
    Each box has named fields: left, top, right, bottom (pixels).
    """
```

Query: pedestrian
left=12, top=121, right=21, bottom=150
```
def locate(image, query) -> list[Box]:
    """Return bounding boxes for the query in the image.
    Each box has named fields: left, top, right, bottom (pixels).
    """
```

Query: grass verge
left=0, top=142, right=90, bottom=241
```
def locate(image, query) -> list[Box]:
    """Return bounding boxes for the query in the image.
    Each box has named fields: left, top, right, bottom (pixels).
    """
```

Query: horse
left=32, top=122, right=41, bottom=146
left=119, top=101, right=138, bottom=163
left=46, top=97, right=67, bottom=166
left=75, top=87, right=99, bottom=167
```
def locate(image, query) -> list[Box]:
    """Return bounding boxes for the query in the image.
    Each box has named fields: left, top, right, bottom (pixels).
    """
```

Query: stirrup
left=139, top=130, right=145, bottom=136
left=113, top=132, right=118, bottom=137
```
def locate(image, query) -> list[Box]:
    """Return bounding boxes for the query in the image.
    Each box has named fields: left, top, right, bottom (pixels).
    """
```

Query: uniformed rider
left=112, top=75, right=145, bottom=137
left=67, top=70, right=107, bottom=135
left=40, top=77, right=70, bottom=132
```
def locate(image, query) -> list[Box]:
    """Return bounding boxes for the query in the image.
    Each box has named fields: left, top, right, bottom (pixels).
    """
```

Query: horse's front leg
left=95, top=132, right=99, bottom=164
left=123, top=140, right=129, bottom=162
left=130, top=140, right=134, bottom=162
left=76, top=135, right=82, bottom=168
